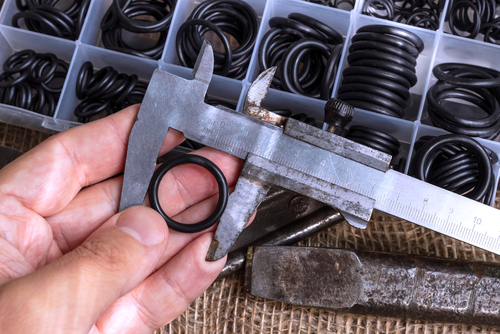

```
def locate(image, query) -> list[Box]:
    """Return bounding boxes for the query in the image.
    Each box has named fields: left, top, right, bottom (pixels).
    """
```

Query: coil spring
left=0, top=49, right=69, bottom=117
left=338, top=25, right=424, bottom=119
left=362, top=0, right=442, bottom=30
left=12, top=0, right=91, bottom=40
left=446, top=0, right=500, bottom=43
left=426, top=63, right=500, bottom=139
left=258, top=13, right=344, bottom=100
left=101, top=0, right=175, bottom=60
left=411, top=134, right=497, bottom=204
left=74, top=61, right=148, bottom=123
left=176, top=0, right=258, bottom=80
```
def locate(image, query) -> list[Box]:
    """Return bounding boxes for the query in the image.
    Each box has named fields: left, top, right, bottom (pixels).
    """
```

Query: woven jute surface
left=1, top=121, right=499, bottom=334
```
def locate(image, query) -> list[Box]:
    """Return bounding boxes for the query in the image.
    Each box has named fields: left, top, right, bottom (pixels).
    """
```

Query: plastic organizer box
left=1, top=0, right=500, bottom=205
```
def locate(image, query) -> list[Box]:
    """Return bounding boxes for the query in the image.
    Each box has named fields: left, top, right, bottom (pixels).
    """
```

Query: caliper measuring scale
left=119, top=41, right=500, bottom=261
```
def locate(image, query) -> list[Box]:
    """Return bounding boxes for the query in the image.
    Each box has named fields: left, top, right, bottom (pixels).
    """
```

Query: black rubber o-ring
left=149, top=154, right=229, bottom=233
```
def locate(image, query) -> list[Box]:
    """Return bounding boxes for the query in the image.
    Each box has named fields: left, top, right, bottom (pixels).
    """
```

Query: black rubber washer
left=149, top=154, right=229, bottom=233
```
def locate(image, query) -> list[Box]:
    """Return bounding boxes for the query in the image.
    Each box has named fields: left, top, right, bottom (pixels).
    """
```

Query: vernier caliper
left=120, top=41, right=500, bottom=261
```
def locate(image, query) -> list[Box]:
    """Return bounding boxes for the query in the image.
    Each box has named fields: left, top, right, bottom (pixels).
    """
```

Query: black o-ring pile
left=0, top=50, right=69, bottom=117
left=12, top=0, right=91, bottom=40
left=426, top=63, right=500, bottom=139
left=338, top=25, right=424, bottom=119
left=176, top=0, right=258, bottom=80
left=411, top=134, right=497, bottom=204
left=74, top=61, right=148, bottom=123
left=259, top=13, right=344, bottom=100
left=272, top=109, right=318, bottom=126
left=306, top=0, right=356, bottom=11
left=446, top=0, right=500, bottom=43
left=362, top=0, right=442, bottom=30
left=347, top=125, right=401, bottom=157
left=101, top=0, right=175, bottom=60
left=347, top=125, right=406, bottom=171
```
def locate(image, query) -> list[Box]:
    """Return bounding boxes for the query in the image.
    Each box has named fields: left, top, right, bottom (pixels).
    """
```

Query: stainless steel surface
left=246, top=246, right=500, bottom=327
left=218, top=206, right=344, bottom=279
left=120, top=43, right=500, bottom=261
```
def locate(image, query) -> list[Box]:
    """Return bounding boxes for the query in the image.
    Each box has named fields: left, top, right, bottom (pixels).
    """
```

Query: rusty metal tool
left=219, top=206, right=344, bottom=279
left=245, top=246, right=500, bottom=327
left=119, top=41, right=500, bottom=262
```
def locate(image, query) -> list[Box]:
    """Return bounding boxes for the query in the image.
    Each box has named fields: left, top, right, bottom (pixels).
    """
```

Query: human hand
left=0, top=105, right=243, bottom=334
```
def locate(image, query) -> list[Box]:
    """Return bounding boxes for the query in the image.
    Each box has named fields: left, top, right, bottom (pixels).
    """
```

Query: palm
left=0, top=106, right=242, bottom=333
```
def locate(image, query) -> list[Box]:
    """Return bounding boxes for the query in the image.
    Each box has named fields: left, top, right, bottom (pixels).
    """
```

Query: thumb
left=0, top=206, right=169, bottom=334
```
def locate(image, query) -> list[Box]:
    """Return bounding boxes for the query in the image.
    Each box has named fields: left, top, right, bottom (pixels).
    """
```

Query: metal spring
left=411, top=134, right=497, bottom=204
left=176, top=0, right=259, bottom=80
left=338, top=24, right=424, bottom=119
left=258, top=13, right=344, bottom=100
left=12, top=0, right=91, bottom=40
left=101, top=0, right=175, bottom=60
left=426, top=63, right=500, bottom=139
left=74, top=61, right=148, bottom=123
left=0, top=49, right=69, bottom=117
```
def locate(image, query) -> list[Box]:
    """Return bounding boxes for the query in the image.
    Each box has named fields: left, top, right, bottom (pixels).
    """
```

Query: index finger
left=0, top=105, right=185, bottom=217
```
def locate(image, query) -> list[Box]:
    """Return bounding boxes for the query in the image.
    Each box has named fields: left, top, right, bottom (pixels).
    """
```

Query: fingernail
left=117, top=208, right=165, bottom=246
left=202, top=233, right=227, bottom=262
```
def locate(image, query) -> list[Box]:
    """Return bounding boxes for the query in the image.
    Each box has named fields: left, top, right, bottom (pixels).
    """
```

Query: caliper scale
left=119, top=42, right=500, bottom=260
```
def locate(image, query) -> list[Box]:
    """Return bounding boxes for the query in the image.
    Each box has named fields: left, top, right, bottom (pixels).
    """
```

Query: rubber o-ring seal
left=149, top=154, right=229, bottom=233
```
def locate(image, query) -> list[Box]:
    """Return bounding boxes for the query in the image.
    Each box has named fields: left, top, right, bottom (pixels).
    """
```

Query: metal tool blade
left=245, top=246, right=500, bottom=327
left=119, top=41, right=213, bottom=211
left=206, top=174, right=270, bottom=261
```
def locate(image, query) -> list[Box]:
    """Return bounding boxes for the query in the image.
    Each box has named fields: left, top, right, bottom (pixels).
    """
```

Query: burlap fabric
left=1, top=121, right=499, bottom=333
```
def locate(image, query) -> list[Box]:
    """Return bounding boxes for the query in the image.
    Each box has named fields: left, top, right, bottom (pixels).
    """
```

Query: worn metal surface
left=218, top=206, right=344, bottom=279
left=284, top=118, right=391, bottom=172
left=119, top=41, right=214, bottom=211
left=120, top=43, right=500, bottom=261
left=0, top=145, right=23, bottom=168
left=246, top=246, right=500, bottom=327
left=230, top=188, right=325, bottom=252
left=242, top=68, right=287, bottom=127
left=241, top=154, right=374, bottom=222
left=206, top=174, right=271, bottom=260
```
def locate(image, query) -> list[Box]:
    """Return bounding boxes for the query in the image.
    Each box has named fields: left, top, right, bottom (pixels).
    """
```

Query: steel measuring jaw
left=120, top=41, right=500, bottom=262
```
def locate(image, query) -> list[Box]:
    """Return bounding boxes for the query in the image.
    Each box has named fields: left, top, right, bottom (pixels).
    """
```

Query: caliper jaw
left=119, top=41, right=213, bottom=211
